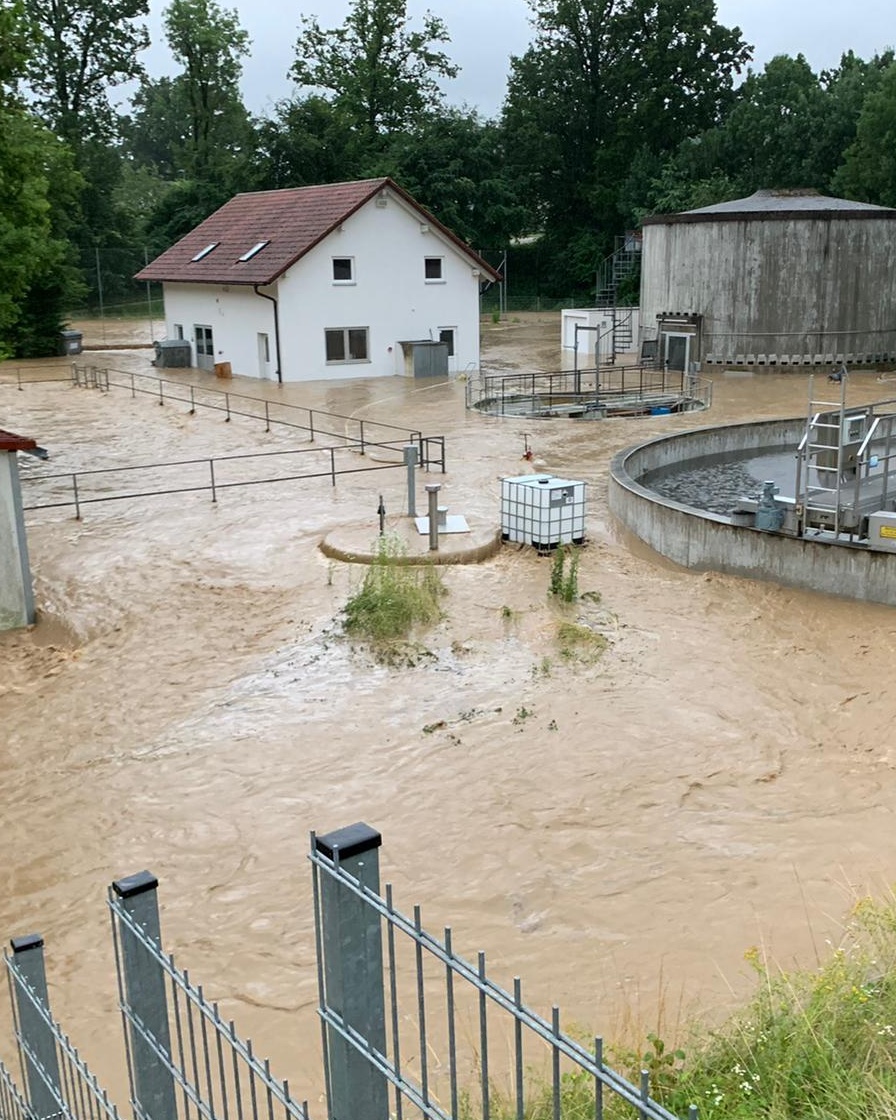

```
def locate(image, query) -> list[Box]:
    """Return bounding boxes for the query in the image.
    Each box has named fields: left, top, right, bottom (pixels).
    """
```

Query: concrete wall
left=162, top=185, right=484, bottom=383
left=609, top=419, right=896, bottom=605
left=641, top=217, right=896, bottom=363
left=0, top=453, right=34, bottom=630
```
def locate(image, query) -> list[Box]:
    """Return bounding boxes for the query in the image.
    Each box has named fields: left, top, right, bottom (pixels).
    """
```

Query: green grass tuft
left=342, top=534, right=445, bottom=644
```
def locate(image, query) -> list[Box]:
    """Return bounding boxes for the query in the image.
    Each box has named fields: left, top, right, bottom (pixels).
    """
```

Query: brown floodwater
left=2, top=315, right=896, bottom=1107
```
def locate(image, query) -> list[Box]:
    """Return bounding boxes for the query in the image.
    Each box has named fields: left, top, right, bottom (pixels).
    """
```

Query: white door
left=438, top=327, right=456, bottom=372
left=663, top=332, right=691, bottom=372
left=194, top=325, right=214, bottom=371
left=257, top=332, right=271, bottom=378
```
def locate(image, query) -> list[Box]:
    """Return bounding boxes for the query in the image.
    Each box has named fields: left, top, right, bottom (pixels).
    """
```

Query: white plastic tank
left=500, top=474, right=586, bottom=548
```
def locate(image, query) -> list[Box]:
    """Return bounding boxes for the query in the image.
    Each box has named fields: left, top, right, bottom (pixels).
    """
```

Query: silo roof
left=642, top=189, right=896, bottom=225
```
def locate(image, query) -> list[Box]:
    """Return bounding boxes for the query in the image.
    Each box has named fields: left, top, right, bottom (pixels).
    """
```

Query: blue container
left=651, top=406, right=671, bottom=415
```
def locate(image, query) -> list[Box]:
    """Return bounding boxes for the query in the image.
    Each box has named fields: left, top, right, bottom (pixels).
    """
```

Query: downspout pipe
left=253, top=285, right=282, bottom=383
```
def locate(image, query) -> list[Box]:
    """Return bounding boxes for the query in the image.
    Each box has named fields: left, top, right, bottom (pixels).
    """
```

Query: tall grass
left=342, top=534, right=445, bottom=643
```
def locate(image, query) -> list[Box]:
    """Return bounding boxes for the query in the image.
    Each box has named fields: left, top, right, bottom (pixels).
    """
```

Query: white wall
left=161, top=185, right=485, bottom=383
left=0, top=453, right=34, bottom=631
left=162, top=284, right=277, bottom=378
left=561, top=307, right=641, bottom=358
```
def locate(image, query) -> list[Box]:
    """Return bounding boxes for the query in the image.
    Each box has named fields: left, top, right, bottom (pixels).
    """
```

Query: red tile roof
left=0, top=429, right=36, bottom=452
left=135, top=177, right=501, bottom=286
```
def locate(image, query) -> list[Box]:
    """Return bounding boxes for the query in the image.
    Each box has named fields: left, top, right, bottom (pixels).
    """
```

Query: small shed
left=0, top=429, right=37, bottom=630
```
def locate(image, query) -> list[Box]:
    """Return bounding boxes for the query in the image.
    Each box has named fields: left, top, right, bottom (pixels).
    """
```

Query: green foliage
left=23, top=0, right=150, bottom=143
left=290, top=0, right=458, bottom=148
left=835, top=61, right=896, bottom=206
left=555, top=620, right=606, bottom=662
left=549, top=545, right=579, bottom=603
left=343, top=535, right=445, bottom=644
left=502, top=0, right=752, bottom=277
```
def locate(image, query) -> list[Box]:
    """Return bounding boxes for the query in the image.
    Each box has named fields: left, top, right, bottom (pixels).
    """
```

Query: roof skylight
left=238, top=241, right=270, bottom=262
left=191, top=242, right=219, bottom=262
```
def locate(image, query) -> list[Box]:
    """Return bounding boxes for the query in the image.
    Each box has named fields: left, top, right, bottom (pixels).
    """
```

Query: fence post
left=9, top=935, right=64, bottom=1120
left=110, top=871, right=178, bottom=1120
left=404, top=444, right=418, bottom=517
left=314, top=824, right=389, bottom=1120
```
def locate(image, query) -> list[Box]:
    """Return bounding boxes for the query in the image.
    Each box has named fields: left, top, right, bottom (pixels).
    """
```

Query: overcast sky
left=139, top=0, right=895, bottom=118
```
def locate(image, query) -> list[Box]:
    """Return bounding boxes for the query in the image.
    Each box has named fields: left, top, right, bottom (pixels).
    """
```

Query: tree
left=502, top=0, right=751, bottom=288
left=290, top=0, right=458, bottom=149
left=251, top=96, right=363, bottom=190
left=0, top=0, right=83, bottom=357
left=23, top=0, right=149, bottom=143
left=835, top=61, right=896, bottom=206
left=376, top=109, right=528, bottom=248
left=161, top=0, right=252, bottom=183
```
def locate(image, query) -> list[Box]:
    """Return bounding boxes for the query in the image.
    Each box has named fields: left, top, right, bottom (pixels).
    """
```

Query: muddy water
left=2, top=316, right=896, bottom=1106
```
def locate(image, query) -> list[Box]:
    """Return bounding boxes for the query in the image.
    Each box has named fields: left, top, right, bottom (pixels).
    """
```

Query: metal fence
left=310, top=825, right=697, bottom=1120
left=0, top=831, right=699, bottom=1120
left=19, top=441, right=441, bottom=520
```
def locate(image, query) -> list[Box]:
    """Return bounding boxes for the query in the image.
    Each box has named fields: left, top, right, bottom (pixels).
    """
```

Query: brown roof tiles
left=135, top=178, right=500, bottom=286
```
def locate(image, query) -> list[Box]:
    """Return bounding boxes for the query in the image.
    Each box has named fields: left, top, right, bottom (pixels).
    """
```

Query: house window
left=325, top=327, right=369, bottom=363
left=190, top=243, right=218, bottom=262
left=332, top=257, right=354, bottom=282
left=238, top=241, right=269, bottom=262
left=439, top=328, right=455, bottom=357
left=424, top=257, right=444, bottom=281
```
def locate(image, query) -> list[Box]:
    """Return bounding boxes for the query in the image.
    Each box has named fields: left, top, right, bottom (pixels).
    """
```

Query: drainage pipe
left=253, top=285, right=282, bottom=383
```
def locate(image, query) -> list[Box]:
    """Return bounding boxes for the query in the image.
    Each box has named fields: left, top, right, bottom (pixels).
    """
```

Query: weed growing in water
left=556, top=621, right=607, bottom=663
left=549, top=545, right=580, bottom=602
left=343, top=534, right=445, bottom=644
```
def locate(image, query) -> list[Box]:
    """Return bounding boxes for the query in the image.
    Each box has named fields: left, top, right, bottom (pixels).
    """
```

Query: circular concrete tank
left=609, top=420, right=896, bottom=606
left=640, top=189, right=896, bottom=368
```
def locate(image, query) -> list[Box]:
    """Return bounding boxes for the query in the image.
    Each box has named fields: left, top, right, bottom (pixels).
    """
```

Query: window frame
left=424, top=256, right=445, bottom=282
left=325, top=326, right=370, bottom=364
left=332, top=257, right=355, bottom=284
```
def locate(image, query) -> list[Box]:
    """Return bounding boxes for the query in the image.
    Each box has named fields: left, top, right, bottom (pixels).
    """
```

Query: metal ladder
left=795, top=374, right=847, bottom=536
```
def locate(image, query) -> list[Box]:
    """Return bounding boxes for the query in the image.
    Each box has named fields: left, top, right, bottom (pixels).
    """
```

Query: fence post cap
left=314, top=823, right=382, bottom=861
left=10, top=934, right=43, bottom=954
left=111, top=870, right=159, bottom=899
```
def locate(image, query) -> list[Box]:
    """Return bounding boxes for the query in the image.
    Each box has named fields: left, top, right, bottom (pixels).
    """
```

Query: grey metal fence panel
left=0, top=1058, right=30, bottom=1120
left=108, top=877, right=313, bottom=1120
left=309, top=831, right=698, bottom=1120
left=5, top=937, right=126, bottom=1120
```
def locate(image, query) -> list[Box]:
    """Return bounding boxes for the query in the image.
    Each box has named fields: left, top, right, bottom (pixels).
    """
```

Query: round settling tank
left=640, top=190, right=896, bottom=367
left=609, top=420, right=896, bottom=606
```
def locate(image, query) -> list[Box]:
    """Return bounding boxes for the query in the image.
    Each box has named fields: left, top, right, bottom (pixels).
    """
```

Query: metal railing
left=5, top=936, right=127, bottom=1120
left=466, top=366, right=712, bottom=417
left=0, top=1059, right=29, bottom=1120
left=20, top=442, right=428, bottom=520
left=0, top=831, right=699, bottom=1120
left=108, top=877, right=311, bottom=1120
left=310, top=827, right=697, bottom=1120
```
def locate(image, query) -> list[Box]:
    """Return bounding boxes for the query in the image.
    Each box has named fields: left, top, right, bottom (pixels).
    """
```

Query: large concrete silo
left=639, top=189, right=896, bottom=369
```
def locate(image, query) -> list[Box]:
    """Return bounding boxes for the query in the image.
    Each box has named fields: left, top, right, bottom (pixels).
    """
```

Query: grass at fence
left=342, top=534, right=445, bottom=643
left=454, top=893, right=896, bottom=1119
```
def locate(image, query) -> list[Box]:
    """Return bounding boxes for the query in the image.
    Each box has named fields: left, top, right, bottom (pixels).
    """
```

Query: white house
left=137, top=178, right=501, bottom=383
left=0, top=428, right=36, bottom=631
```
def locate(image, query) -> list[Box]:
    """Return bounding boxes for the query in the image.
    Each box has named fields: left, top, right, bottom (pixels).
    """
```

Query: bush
left=342, top=535, right=445, bottom=643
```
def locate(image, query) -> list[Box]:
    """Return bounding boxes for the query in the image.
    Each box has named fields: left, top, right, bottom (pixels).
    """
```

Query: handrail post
left=330, top=447, right=336, bottom=486
left=110, top=872, right=178, bottom=1120
left=265, top=400, right=270, bottom=433
left=359, top=420, right=366, bottom=456
left=131, top=372, right=136, bottom=398
left=404, top=444, right=418, bottom=516
left=72, top=474, right=81, bottom=520
left=209, top=460, right=217, bottom=503
left=313, top=825, right=389, bottom=1120
left=309, top=409, right=315, bottom=442
left=8, top=935, right=64, bottom=1120
left=158, top=379, right=164, bottom=406
left=225, top=393, right=231, bottom=422
left=189, top=386, right=195, bottom=415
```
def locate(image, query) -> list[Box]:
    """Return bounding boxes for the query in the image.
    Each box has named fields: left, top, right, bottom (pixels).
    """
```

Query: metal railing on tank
left=309, top=825, right=697, bottom=1120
